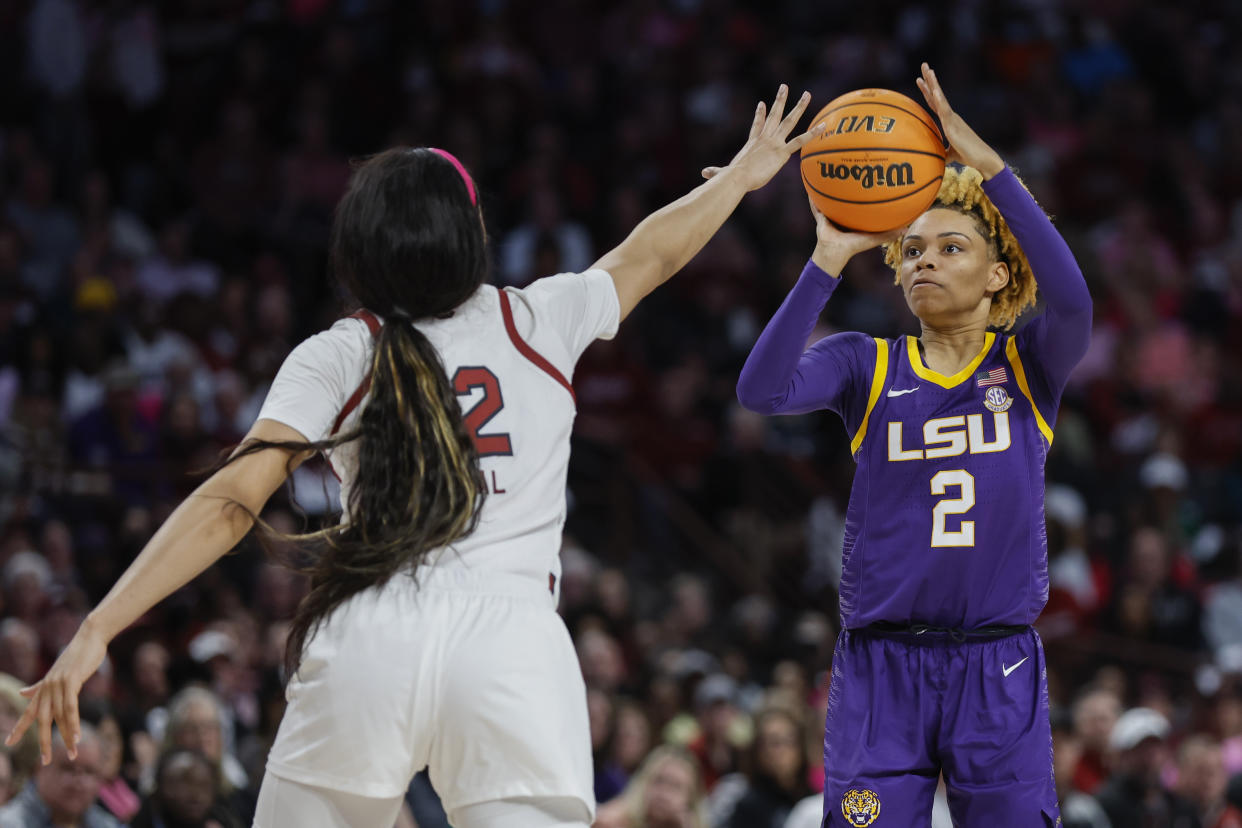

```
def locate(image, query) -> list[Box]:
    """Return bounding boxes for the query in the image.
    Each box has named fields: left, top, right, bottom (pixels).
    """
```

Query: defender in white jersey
left=10, top=85, right=824, bottom=828
left=255, top=269, right=621, bottom=818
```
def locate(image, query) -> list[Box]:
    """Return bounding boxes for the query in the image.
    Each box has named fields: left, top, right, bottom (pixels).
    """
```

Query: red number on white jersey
left=452, top=366, right=513, bottom=457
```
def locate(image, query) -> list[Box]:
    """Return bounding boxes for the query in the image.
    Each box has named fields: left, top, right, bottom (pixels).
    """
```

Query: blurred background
left=1, top=1, right=1241, bottom=827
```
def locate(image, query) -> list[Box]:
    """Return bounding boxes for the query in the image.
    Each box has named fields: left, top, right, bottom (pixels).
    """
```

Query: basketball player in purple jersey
left=734, top=64, right=1091, bottom=826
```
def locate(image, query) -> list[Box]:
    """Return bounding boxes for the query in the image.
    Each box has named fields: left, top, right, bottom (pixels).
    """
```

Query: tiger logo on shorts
left=841, top=788, right=881, bottom=826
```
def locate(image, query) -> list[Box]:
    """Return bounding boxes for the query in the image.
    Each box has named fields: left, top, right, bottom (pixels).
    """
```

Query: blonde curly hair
left=883, top=165, right=1038, bottom=330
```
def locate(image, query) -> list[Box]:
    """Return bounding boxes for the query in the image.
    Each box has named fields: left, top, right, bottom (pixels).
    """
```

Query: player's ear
left=986, top=260, right=1009, bottom=295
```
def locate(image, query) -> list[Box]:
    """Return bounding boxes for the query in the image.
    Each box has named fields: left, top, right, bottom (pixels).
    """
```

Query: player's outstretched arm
left=5, top=418, right=310, bottom=765
left=917, top=60, right=1088, bottom=313
left=594, top=84, right=822, bottom=322
left=919, top=61, right=1090, bottom=382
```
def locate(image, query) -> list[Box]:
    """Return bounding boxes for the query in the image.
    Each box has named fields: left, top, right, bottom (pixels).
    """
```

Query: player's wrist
left=811, top=242, right=852, bottom=276
left=976, top=155, right=1006, bottom=180
left=709, top=161, right=755, bottom=194
left=80, top=611, right=115, bottom=645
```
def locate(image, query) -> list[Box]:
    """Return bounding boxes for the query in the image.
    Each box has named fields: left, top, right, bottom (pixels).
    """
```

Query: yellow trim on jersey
left=906, top=332, right=996, bottom=388
left=850, top=338, right=889, bottom=455
left=1005, top=337, right=1054, bottom=446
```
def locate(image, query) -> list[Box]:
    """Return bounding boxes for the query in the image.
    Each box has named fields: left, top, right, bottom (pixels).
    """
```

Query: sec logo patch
left=983, top=385, right=1013, bottom=413
left=841, top=788, right=881, bottom=826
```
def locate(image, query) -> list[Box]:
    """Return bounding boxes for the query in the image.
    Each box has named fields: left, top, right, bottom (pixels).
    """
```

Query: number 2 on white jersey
left=930, top=469, right=975, bottom=547
left=452, top=366, right=513, bottom=458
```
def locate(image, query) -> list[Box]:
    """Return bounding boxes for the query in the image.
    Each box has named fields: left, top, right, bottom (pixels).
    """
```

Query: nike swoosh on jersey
left=1002, top=657, right=1029, bottom=677
left=886, top=386, right=920, bottom=397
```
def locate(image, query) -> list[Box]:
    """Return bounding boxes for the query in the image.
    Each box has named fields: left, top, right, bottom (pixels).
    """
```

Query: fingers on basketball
left=919, top=64, right=952, bottom=118
left=799, top=88, right=946, bottom=232
left=791, top=121, right=826, bottom=151
left=807, top=195, right=829, bottom=225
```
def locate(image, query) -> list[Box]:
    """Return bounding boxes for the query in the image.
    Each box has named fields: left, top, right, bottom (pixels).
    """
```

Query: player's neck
left=916, top=322, right=991, bottom=375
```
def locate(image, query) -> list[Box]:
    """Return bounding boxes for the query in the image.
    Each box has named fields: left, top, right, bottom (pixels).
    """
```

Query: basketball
left=800, top=88, right=946, bottom=232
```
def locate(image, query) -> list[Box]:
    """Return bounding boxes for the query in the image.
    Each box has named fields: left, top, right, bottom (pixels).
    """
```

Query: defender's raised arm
left=596, top=85, right=823, bottom=321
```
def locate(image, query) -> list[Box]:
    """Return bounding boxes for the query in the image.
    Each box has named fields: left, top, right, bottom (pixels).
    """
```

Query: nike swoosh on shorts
left=1002, top=657, right=1029, bottom=677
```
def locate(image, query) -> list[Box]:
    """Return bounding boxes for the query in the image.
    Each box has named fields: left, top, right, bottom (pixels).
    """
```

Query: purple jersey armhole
left=1004, top=335, right=1055, bottom=447
left=848, top=337, right=890, bottom=455
left=815, top=332, right=884, bottom=429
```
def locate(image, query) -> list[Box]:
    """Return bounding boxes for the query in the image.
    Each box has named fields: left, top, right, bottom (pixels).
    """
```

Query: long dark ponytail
left=225, top=148, right=488, bottom=675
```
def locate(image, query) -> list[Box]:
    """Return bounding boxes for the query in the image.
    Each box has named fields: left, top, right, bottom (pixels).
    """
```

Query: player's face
left=898, top=208, right=1009, bottom=327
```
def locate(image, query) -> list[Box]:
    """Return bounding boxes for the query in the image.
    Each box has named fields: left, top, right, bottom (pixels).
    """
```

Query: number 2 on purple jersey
left=452, top=366, right=513, bottom=457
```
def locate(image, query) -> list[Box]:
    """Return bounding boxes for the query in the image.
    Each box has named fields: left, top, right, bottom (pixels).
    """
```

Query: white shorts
left=263, top=566, right=594, bottom=818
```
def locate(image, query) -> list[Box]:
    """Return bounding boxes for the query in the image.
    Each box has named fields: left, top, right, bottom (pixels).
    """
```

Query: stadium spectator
left=594, top=745, right=708, bottom=828
left=135, top=219, right=220, bottom=307
left=1095, top=707, right=1201, bottom=828
left=1042, top=483, right=1101, bottom=639
left=0, top=675, right=37, bottom=800
left=78, top=698, right=139, bottom=823
left=1071, top=686, right=1123, bottom=795
left=683, top=673, right=743, bottom=793
left=0, top=724, right=120, bottom=828
left=153, top=686, right=251, bottom=825
left=4, top=156, right=80, bottom=300
left=1105, top=526, right=1203, bottom=651
left=1051, top=708, right=1112, bottom=828
left=499, top=185, right=593, bottom=287
left=126, top=641, right=171, bottom=722
left=612, top=698, right=655, bottom=781
left=709, top=704, right=813, bottom=828
left=1177, top=735, right=1242, bottom=828
left=590, top=687, right=628, bottom=803
left=130, top=747, right=243, bottom=828
left=0, top=619, right=41, bottom=685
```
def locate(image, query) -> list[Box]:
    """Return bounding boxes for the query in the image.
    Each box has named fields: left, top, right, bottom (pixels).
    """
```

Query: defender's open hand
left=701, top=85, right=825, bottom=190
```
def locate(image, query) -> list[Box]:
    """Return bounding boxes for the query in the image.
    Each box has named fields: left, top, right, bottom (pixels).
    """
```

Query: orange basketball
left=800, top=89, right=946, bottom=233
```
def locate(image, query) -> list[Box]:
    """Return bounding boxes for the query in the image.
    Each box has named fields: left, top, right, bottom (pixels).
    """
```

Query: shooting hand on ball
left=916, top=62, right=1005, bottom=179
left=808, top=196, right=902, bottom=276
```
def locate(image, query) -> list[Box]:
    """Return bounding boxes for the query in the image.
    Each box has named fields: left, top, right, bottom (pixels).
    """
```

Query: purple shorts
left=822, top=626, right=1059, bottom=828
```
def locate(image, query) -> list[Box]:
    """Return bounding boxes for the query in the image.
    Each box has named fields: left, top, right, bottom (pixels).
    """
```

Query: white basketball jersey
left=257, top=270, right=620, bottom=587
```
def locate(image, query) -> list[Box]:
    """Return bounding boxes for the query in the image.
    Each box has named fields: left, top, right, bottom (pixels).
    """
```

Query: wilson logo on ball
left=817, top=161, right=915, bottom=189
left=800, top=88, right=946, bottom=233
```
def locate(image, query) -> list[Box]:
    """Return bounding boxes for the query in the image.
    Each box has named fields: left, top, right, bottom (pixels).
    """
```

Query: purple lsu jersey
left=833, top=330, right=1055, bottom=630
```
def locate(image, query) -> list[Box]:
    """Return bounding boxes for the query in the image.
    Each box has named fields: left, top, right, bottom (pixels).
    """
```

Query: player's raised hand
left=5, top=620, right=108, bottom=764
left=700, top=85, right=825, bottom=191
left=808, top=196, right=903, bottom=276
left=916, top=62, right=1005, bottom=179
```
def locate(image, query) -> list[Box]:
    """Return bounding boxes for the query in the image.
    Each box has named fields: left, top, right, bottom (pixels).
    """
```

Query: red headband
left=429, top=148, right=477, bottom=206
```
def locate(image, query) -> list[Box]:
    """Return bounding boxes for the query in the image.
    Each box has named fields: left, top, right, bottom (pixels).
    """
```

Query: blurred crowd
left=2, top=0, right=1242, bottom=826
